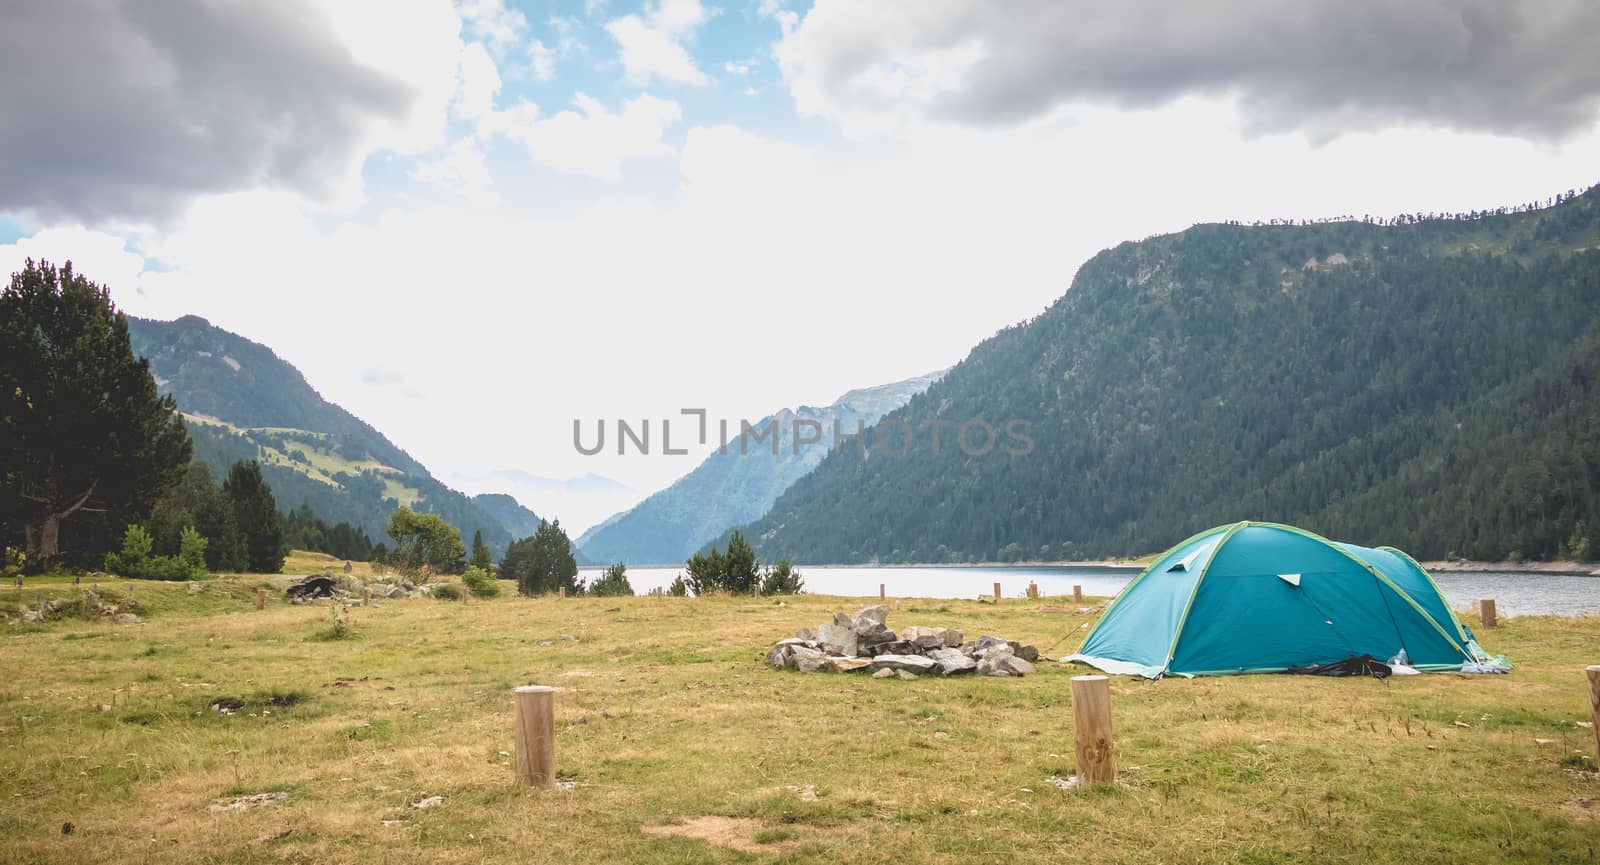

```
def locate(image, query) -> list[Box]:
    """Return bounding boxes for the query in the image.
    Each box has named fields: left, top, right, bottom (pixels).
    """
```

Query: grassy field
left=2, top=574, right=1597, bottom=864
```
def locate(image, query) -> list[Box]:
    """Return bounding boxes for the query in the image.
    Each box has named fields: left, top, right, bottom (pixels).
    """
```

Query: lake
left=578, top=564, right=1600, bottom=617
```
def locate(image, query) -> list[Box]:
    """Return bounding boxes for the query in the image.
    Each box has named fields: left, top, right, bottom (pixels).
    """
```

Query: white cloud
left=605, top=0, right=711, bottom=86
left=455, top=43, right=502, bottom=121
left=456, top=0, right=527, bottom=56
left=724, top=60, right=754, bottom=76
left=0, top=226, right=148, bottom=298
left=411, top=138, right=496, bottom=206
left=504, top=93, right=682, bottom=181
left=527, top=39, right=560, bottom=81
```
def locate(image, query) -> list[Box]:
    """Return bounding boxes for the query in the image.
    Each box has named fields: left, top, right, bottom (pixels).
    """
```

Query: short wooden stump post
left=1587, top=665, right=1600, bottom=760
left=993, top=581, right=1002, bottom=602
left=1480, top=598, right=1497, bottom=629
left=1073, top=584, right=1084, bottom=604
left=880, top=583, right=886, bottom=601
left=1070, top=674, right=1116, bottom=786
left=255, top=588, right=266, bottom=610
left=514, top=686, right=556, bottom=788
left=558, top=586, right=565, bottom=599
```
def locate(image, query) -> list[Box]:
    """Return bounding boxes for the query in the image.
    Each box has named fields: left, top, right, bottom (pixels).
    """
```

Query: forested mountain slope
left=127, top=316, right=532, bottom=556
left=578, top=371, right=943, bottom=564
left=734, top=186, right=1600, bottom=563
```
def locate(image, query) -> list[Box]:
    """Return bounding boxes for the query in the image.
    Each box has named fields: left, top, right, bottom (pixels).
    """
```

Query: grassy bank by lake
left=3, top=577, right=1597, bottom=864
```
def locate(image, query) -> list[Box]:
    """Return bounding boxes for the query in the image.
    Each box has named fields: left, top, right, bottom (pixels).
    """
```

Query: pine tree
left=470, top=529, right=492, bottom=572
left=224, top=460, right=285, bottom=573
left=0, top=260, right=192, bottom=570
left=589, top=562, right=633, bottom=597
left=502, top=519, right=578, bottom=596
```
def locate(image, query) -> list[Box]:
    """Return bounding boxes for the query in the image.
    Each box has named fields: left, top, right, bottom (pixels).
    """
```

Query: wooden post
left=1073, top=584, right=1083, bottom=604
left=1587, top=665, right=1600, bottom=761
left=558, top=586, right=565, bottom=599
left=1480, top=598, right=1497, bottom=629
left=879, top=583, right=886, bottom=601
left=513, top=685, right=556, bottom=788
left=255, top=588, right=266, bottom=611
left=1070, top=674, right=1115, bottom=786
left=993, top=582, right=1001, bottom=602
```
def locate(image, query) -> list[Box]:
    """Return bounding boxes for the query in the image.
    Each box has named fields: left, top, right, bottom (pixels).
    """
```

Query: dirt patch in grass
left=641, top=816, right=799, bottom=854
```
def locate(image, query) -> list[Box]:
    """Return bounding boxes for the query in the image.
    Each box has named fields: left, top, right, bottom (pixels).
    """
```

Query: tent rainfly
left=1064, top=521, right=1492, bottom=678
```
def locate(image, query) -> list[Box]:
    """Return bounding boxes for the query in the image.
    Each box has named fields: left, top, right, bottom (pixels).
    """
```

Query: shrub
left=759, top=559, right=804, bottom=595
left=432, top=583, right=462, bottom=601
left=589, top=563, right=633, bottom=597
left=105, top=525, right=208, bottom=581
left=461, top=566, right=500, bottom=598
left=667, top=575, right=688, bottom=597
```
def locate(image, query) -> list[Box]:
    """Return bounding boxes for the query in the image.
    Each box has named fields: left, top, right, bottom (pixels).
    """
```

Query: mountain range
left=728, top=185, right=1600, bottom=563
left=577, top=371, right=944, bottom=564
left=127, top=315, right=539, bottom=557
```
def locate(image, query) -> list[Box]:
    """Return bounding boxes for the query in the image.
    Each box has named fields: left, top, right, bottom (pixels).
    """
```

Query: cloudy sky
left=3, top=0, right=1599, bottom=531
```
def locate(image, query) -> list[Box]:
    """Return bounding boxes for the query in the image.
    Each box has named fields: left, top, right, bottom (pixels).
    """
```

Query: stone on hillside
left=831, top=656, right=873, bottom=672
left=895, top=669, right=920, bottom=681
left=112, top=613, right=142, bottom=625
left=795, top=627, right=816, bottom=641
left=872, top=667, right=896, bottom=679
left=870, top=654, right=937, bottom=674
left=928, top=647, right=977, bottom=676
left=816, top=622, right=858, bottom=657
left=854, top=605, right=889, bottom=625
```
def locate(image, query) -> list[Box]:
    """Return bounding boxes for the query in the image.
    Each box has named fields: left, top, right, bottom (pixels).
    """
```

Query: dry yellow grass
left=2, top=579, right=1597, bottom=864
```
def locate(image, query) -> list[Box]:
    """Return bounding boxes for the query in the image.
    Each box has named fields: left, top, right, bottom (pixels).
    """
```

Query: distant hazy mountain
left=444, top=469, right=633, bottom=539
left=470, top=493, right=543, bottom=539
left=577, top=371, right=944, bottom=564
left=733, top=185, right=1600, bottom=564
left=127, top=315, right=535, bottom=557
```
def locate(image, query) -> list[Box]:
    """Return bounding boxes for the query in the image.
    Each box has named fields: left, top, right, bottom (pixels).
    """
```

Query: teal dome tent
left=1065, top=522, right=1484, bottom=678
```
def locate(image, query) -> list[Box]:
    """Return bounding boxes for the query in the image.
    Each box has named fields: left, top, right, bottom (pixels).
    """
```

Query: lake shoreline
left=1419, top=559, right=1599, bottom=576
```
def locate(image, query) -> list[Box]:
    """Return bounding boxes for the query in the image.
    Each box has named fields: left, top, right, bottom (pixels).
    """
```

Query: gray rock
left=974, top=635, right=1010, bottom=653
left=976, top=652, right=1014, bottom=676
left=830, top=656, right=873, bottom=672
left=895, top=669, right=920, bottom=681
left=853, top=620, right=896, bottom=646
left=112, top=613, right=141, bottom=625
left=868, top=640, right=917, bottom=657
left=997, top=655, right=1036, bottom=676
left=790, top=646, right=836, bottom=673
left=765, top=644, right=794, bottom=670
left=872, top=667, right=896, bottom=679
left=1007, top=641, right=1040, bottom=662
left=772, top=637, right=819, bottom=650
left=854, top=605, right=889, bottom=625
left=928, top=647, right=978, bottom=675
left=795, top=627, right=816, bottom=641
left=816, top=621, right=858, bottom=657
left=870, top=654, right=938, bottom=674
left=902, top=626, right=963, bottom=649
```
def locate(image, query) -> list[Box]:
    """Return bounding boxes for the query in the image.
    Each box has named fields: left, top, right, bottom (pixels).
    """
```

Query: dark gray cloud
left=0, top=0, right=413, bottom=224
left=784, top=1, right=1600, bottom=140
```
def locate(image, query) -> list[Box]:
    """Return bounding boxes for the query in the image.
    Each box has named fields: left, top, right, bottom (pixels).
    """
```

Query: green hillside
left=732, top=185, right=1600, bottom=563
left=127, top=316, right=532, bottom=557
